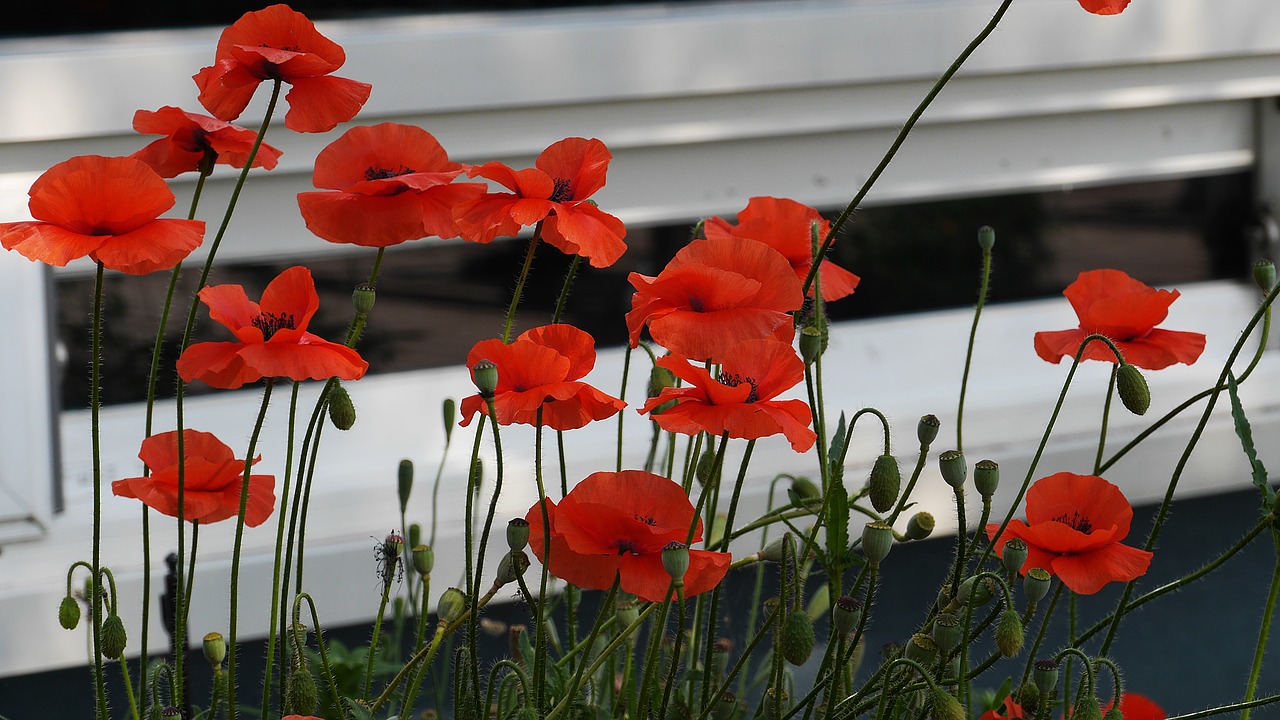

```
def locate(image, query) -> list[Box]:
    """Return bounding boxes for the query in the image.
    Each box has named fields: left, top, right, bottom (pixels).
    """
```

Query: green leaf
left=828, top=413, right=849, bottom=480
left=1228, top=372, right=1274, bottom=507
left=805, top=584, right=830, bottom=622
left=825, top=480, right=849, bottom=572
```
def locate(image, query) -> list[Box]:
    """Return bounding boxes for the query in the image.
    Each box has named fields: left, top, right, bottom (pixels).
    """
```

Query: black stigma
left=718, top=372, right=760, bottom=403
left=252, top=311, right=297, bottom=340
left=1053, top=511, right=1093, bottom=534
left=365, top=164, right=415, bottom=181
left=615, top=539, right=639, bottom=555
left=548, top=177, right=574, bottom=203
left=633, top=513, right=657, bottom=526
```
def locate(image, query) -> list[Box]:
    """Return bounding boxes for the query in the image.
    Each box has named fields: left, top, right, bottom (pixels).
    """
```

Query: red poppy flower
left=176, top=266, right=369, bottom=389
left=194, top=4, right=372, bottom=133
left=640, top=337, right=816, bottom=453
left=1033, top=269, right=1205, bottom=371
left=297, top=123, right=484, bottom=247
left=453, top=138, right=627, bottom=268
left=704, top=197, right=859, bottom=302
left=525, top=470, right=731, bottom=602
left=131, top=106, right=283, bottom=178
left=1078, top=0, right=1130, bottom=14
left=459, top=324, right=625, bottom=431
left=1102, top=694, right=1165, bottom=720
left=627, top=237, right=803, bottom=363
left=986, top=472, right=1152, bottom=595
left=978, top=696, right=1025, bottom=720
left=0, top=155, right=204, bottom=274
left=112, top=430, right=275, bottom=526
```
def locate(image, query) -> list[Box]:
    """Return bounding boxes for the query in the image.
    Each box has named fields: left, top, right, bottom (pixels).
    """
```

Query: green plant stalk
left=1167, top=695, right=1280, bottom=720
left=618, top=342, right=634, bottom=473
left=1093, top=366, right=1117, bottom=474
left=98, top=569, right=141, bottom=720
left=949, top=486, right=968, bottom=597
left=1020, top=583, right=1064, bottom=688
left=225, top=379, right=276, bottom=720
left=398, top=573, right=434, bottom=715
left=562, top=580, right=622, bottom=713
left=553, top=254, right=582, bottom=323
left=502, top=222, right=543, bottom=343
left=660, top=589, right=689, bottom=720
left=527, top=408, right=554, bottom=712
left=486, top=659, right=532, bottom=718
left=259, top=381, right=301, bottom=719
left=183, top=522, right=199, bottom=629
left=695, top=602, right=783, bottom=720
left=546, top=589, right=661, bottom=720
left=1240, top=529, right=1280, bottom=720
left=364, top=574, right=395, bottom=700
left=88, top=261, right=108, bottom=720
left=956, top=242, right=992, bottom=453
left=293, top=592, right=344, bottom=714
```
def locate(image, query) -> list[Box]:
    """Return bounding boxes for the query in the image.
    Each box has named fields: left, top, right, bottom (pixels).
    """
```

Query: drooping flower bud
left=203, top=631, right=227, bottom=667
left=412, top=544, right=434, bottom=576
left=904, top=512, right=935, bottom=541
left=930, top=688, right=966, bottom=720
left=327, top=381, right=356, bottom=430
left=495, top=551, right=530, bottom=587
left=918, top=414, right=941, bottom=447
left=1103, top=705, right=1125, bottom=720
left=931, top=612, right=962, bottom=653
left=285, top=666, right=318, bottom=715
left=759, top=532, right=793, bottom=563
left=352, top=283, right=376, bottom=315
left=438, top=587, right=467, bottom=624
left=1024, top=568, right=1052, bottom=604
left=974, top=459, right=999, bottom=498
left=956, top=576, right=996, bottom=607
left=471, top=359, right=498, bottom=398
left=779, top=609, right=816, bottom=665
left=647, top=364, right=676, bottom=398
left=1116, top=363, right=1151, bottom=416
left=995, top=609, right=1024, bottom=657
left=833, top=595, right=862, bottom=634
left=977, top=225, right=996, bottom=252
left=507, top=518, right=530, bottom=551
left=868, top=453, right=901, bottom=513
left=939, top=450, right=966, bottom=489
left=58, top=595, right=81, bottom=630
left=662, top=542, right=690, bottom=585
left=101, top=613, right=128, bottom=659
left=1254, top=258, right=1277, bottom=292
left=787, top=476, right=821, bottom=505
left=1033, top=659, right=1060, bottom=695
left=1075, top=695, right=1104, bottom=720
left=695, top=448, right=718, bottom=488
left=862, top=522, right=894, bottom=565
left=1001, top=538, right=1029, bottom=575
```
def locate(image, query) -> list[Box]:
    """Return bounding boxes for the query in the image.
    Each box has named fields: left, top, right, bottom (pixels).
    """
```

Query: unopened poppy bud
left=1014, top=684, right=1041, bottom=717
left=647, top=364, right=676, bottom=398
left=779, top=609, right=816, bottom=665
left=695, top=448, right=718, bottom=488
left=442, top=398, right=457, bottom=443
left=495, top=551, right=530, bottom=587
left=764, top=687, right=789, bottom=718
left=759, top=533, right=793, bottom=563
left=1001, top=538, right=1028, bottom=575
left=328, top=381, right=356, bottom=430
left=977, top=225, right=996, bottom=252
left=351, top=283, right=376, bottom=314
left=1075, top=695, right=1103, bottom=720
left=1024, top=567, right=1052, bottom=603
left=904, top=512, right=935, bottom=541
left=1116, top=363, right=1151, bottom=416
left=438, top=587, right=467, bottom=624
left=292, top=622, right=310, bottom=648
left=799, top=326, right=824, bottom=365
left=868, top=453, right=901, bottom=513
left=995, top=609, right=1024, bottom=657
left=862, top=522, right=894, bottom=565
left=957, top=576, right=996, bottom=606
left=412, top=545, right=434, bottom=576
left=974, top=459, right=999, bottom=498
left=788, top=476, right=821, bottom=505
left=408, top=523, right=422, bottom=549
left=1103, top=706, right=1124, bottom=720
left=905, top=632, right=938, bottom=665
left=833, top=595, right=862, bottom=634
left=471, top=359, right=498, bottom=398
left=285, top=666, right=318, bottom=715
left=931, top=612, right=962, bottom=653
left=918, top=414, right=941, bottom=447
left=662, top=541, right=690, bottom=584
left=507, top=518, right=530, bottom=551
left=1254, top=259, right=1277, bottom=292
left=203, top=631, right=227, bottom=667
left=939, top=450, right=966, bottom=489
left=1033, top=659, right=1059, bottom=695
left=58, top=595, right=80, bottom=630
left=102, top=613, right=127, bottom=659
left=930, top=688, right=966, bottom=720
left=395, top=461, right=414, bottom=512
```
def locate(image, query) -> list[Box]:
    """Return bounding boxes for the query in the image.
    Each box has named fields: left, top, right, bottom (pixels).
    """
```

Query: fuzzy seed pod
left=101, top=613, right=127, bottom=659
left=779, top=609, right=816, bottom=666
left=327, top=382, right=356, bottom=430
left=868, top=453, right=901, bottom=513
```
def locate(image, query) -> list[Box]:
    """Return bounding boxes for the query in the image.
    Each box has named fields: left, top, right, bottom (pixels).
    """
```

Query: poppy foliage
left=454, top=137, right=627, bottom=268
left=525, top=470, right=731, bottom=602
left=640, top=337, right=816, bottom=453
left=176, top=266, right=368, bottom=389
left=1033, top=269, right=1205, bottom=370
left=627, top=237, right=803, bottom=363
left=297, top=123, right=484, bottom=247
left=112, top=430, right=275, bottom=526
left=194, top=4, right=372, bottom=133
left=459, top=324, right=625, bottom=431
left=131, top=106, right=283, bottom=178
left=0, top=155, right=204, bottom=274
left=986, top=472, right=1152, bottom=595
left=704, top=196, right=859, bottom=302
left=1078, top=0, right=1130, bottom=14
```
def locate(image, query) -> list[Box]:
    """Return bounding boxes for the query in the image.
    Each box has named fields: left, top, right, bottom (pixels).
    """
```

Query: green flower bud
left=939, top=450, right=966, bottom=489
left=397, top=459, right=414, bottom=513
left=1014, top=684, right=1041, bottom=718
left=407, top=523, right=422, bottom=549
left=788, top=476, right=821, bottom=505
left=905, top=632, right=938, bottom=665
left=930, top=688, right=966, bottom=720
left=1001, top=538, right=1029, bottom=575
left=647, top=364, right=676, bottom=398
left=1024, top=568, right=1052, bottom=604
left=1103, top=706, right=1125, bottom=720
left=1074, top=695, right=1103, bottom=720
left=977, top=225, right=996, bottom=252
left=507, top=517, right=530, bottom=551
left=1116, top=363, right=1151, bottom=416
left=918, top=414, right=941, bottom=447
left=995, top=609, right=1024, bottom=657
left=904, top=511, right=935, bottom=541
left=779, top=609, right=816, bottom=666
left=352, top=283, right=376, bottom=315
left=495, top=551, right=530, bottom=587
left=833, top=595, right=862, bottom=634
left=931, top=612, right=962, bottom=654
left=974, top=459, right=1000, bottom=498
left=285, top=666, right=318, bottom=715
left=1033, top=659, right=1060, bottom=695
left=102, top=613, right=127, bottom=660
left=957, top=576, right=996, bottom=607
left=799, top=326, right=824, bottom=365
left=695, top=448, right=718, bottom=488
left=662, top=542, right=691, bottom=584
left=471, top=359, right=499, bottom=398
left=868, top=453, right=901, bottom=513
left=412, top=544, right=434, bottom=576
left=1254, top=259, right=1277, bottom=292
left=327, top=381, right=356, bottom=430
left=58, top=595, right=81, bottom=630
left=203, top=631, right=227, bottom=667
left=438, top=587, right=468, bottom=624
left=862, top=522, right=894, bottom=565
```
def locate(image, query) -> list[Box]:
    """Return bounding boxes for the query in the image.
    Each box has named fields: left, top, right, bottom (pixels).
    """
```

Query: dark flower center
left=689, top=297, right=706, bottom=313
left=252, top=311, right=297, bottom=340
left=365, top=165, right=416, bottom=181
left=1053, top=511, right=1093, bottom=534
left=718, top=372, right=760, bottom=402
left=632, top=513, right=657, bottom=526
left=549, top=177, right=574, bottom=203
left=615, top=539, right=641, bottom=555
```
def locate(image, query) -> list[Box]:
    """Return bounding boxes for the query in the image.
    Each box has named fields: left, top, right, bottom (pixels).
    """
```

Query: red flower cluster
left=177, top=266, right=368, bottom=389
left=113, top=430, right=275, bottom=526
left=454, top=138, right=627, bottom=268
left=986, top=472, right=1152, bottom=595
left=298, top=123, right=484, bottom=247
left=194, top=4, right=372, bottom=133
left=641, top=337, right=816, bottom=452
left=460, top=324, right=625, bottom=431
left=0, top=155, right=204, bottom=275
left=131, top=106, right=283, bottom=178
left=1034, top=269, right=1205, bottom=371
left=978, top=693, right=1163, bottom=720
left=525, top=471, right=731, bottom=602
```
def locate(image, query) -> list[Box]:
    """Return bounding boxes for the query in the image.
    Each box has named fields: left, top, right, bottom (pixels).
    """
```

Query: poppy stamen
left=632, top=513, right=657, bottom=526
left=717, top=372, right=760, bottom=403
left=364, top=164, right=416, bottom=181
left=1053, top=511, right=1093, bottom=534
left=252, top=311, right=297, bottom=339
left=549, top=177, right=573, bottom=203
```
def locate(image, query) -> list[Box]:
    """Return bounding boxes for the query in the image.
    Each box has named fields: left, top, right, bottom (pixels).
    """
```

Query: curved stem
left=261, top=381, right=300, bottom=719
left=956, top=241, right=992, bottom=453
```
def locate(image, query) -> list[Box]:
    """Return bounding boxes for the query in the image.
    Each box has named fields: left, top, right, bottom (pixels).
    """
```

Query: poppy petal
left=89, top=219, right=205, bottom=275
left=1024, top=472, right=1133, bottom=539
left=282, top=75, right=372, bottom=133
left=0, top=222, right=102, bottom=267
left=298, top=191, right=430, bottom=247
left=259, top=266, right=321, bottom=333
left=535, top=138, right=612, bottom=201
left=1077, top=0, right=1130, bottom=14
left=235, top=339, right=368, bottom=382
left=542, top=202, right=627, bottom=268
left=1051, top=542, right=1152, bottom=595
left=176, top=342, right=256, bottom=389
left=194, top=60, right=263, bottom=122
